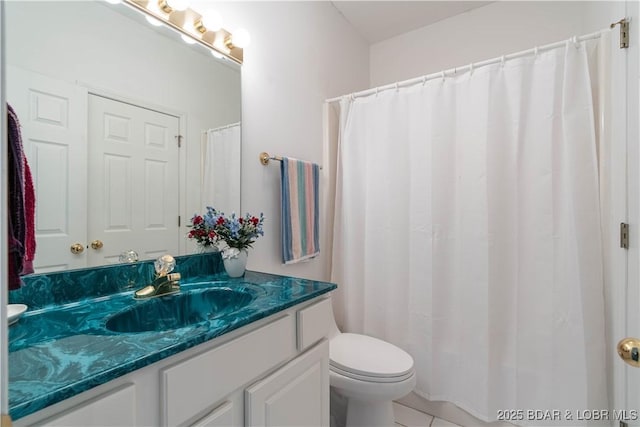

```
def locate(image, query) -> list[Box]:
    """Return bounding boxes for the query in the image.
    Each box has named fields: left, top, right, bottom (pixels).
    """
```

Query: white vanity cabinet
left=15, top=296, right=332, bottom=427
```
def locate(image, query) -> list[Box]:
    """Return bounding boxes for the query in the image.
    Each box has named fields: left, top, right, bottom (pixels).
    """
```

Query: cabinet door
left=189, top=401, right=234, bottom=427
left=36, top=384, right=136, bottom=427
left=162, top=315, right=295, bottom=427
left=245, top=340, right=329, bottom=427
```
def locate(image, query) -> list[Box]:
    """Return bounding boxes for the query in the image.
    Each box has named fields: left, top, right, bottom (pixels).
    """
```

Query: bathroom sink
left=106, top=287, right=256, bottom=333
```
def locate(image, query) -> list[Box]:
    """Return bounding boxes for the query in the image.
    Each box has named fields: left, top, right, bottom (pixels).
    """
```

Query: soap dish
left=7, top=304, right=27, bottom=326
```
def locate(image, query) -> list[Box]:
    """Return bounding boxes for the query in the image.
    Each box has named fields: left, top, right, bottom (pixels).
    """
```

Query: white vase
left=222, top=248, right=248, bottom=278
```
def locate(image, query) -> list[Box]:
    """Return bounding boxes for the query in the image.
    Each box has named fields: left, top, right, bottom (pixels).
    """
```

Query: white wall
left=370, top=1, right=623, bottom=87
left=202, top=1, right=370, bottom=281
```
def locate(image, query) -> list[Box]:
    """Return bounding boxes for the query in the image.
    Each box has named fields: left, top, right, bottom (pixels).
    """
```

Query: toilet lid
left=330, top=333, right=414, bottom=379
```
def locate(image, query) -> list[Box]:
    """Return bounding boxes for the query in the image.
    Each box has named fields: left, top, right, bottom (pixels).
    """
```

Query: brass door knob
left=91, top=240, right=104, bottom=250
left=70, top=243, right=84, bottom=254
left=617, top=337, right=640, bottom=367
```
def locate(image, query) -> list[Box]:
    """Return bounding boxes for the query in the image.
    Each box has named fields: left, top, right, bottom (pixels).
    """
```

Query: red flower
left=216, top=217, right=225, bottom=225
left=193, top=215, right=203, bottom=225
left=251, top=217, right=259, bottom=225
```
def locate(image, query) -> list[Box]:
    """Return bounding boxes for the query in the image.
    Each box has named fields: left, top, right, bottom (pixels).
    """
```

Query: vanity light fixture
left=225, top=27, right=251, bottom=49
left=120, top=0, right=246, bottom=64
left=159, top=0, right=190, bottom=13
left=195, top=10, right=223, bottom=33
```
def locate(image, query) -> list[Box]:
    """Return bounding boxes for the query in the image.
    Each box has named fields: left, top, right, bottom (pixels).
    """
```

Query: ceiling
left=331, top=1, right=492, bottom=44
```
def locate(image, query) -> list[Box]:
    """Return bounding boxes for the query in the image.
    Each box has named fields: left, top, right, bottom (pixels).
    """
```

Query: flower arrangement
left=188, top=206, right=265, bottom=251
left=186, top=208, right=219, bottom=248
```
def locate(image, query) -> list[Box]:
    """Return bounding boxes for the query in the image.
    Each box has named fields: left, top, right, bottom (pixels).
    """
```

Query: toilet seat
left=330, top=333, right=414, bottom=383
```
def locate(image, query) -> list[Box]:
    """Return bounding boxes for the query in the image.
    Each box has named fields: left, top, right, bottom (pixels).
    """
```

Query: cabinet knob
left=70, top=243, right=84, bottom=254
left=91, top=240, right=104, bottom=250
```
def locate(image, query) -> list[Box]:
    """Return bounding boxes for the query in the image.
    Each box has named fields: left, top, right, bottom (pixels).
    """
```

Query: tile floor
left=394, top=402, right=463, bottom=427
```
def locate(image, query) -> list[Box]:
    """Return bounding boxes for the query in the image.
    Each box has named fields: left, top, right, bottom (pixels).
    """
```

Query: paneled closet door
left=7, top=66, right=88, bottom=272
left=87, top=95, right=180, bottom=266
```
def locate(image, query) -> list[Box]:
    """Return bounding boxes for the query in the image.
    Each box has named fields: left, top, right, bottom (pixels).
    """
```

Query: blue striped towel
left=280, top=157, right=320, bottom=264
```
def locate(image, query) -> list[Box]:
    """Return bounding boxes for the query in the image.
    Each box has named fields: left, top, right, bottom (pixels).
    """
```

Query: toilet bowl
left=329, top=312, right=416, bottom=427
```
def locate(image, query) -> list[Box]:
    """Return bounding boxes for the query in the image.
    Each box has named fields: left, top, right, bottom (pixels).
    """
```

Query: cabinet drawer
left=36, top=384, right=136, bottom=427
left=297, top=298, right=332, bottom=352
left=162, top=314, right=295, bottom=427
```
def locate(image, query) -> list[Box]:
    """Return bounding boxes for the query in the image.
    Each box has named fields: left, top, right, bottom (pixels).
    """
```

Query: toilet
left=328, top=312, right=416, bottom=427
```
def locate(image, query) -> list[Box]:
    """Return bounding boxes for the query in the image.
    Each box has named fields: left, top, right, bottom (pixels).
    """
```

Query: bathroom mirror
left=5, top=0, right=241, bottom=272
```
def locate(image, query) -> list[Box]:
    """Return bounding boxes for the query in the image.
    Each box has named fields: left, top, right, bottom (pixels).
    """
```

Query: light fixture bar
left=121, top=0, right=243, bottom=64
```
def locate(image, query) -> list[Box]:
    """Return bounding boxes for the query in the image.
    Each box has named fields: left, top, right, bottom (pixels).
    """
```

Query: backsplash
left=9, top=253, right=225, bottom=310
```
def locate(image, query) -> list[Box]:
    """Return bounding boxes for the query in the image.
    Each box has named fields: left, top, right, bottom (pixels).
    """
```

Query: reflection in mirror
left=6, top=0, right=241, bottom=273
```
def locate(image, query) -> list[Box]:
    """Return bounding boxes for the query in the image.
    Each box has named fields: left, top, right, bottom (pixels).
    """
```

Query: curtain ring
left=375, top=87, right=379, bottom=97
left=469, top=63, right=474, bottom=75
left=534, top=46, right=538, bottom=57
left=395, top=82, right=399, bottom=92
left=572, top=35, right=579, bottom=48
left=500, top=55, right=505, bottom=67
left=453, top=67, right=457, bottom=75
left=422, top=75, right=427, bottom=86
left=441, top=71, right=445, bottom=81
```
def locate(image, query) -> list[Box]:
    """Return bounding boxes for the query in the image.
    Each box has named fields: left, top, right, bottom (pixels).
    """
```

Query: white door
left=614, top=1, right=640, bottom=425
left=625, top=0, right=640, bottom=422
left=87, top=95, right=180, bottom=266
left=6, top=66, right=88, bottom=272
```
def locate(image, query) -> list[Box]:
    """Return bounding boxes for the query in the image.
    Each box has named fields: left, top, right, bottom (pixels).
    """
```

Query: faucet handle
left=119, top=250, right=139, bottom=263
left=155, top=254, right=176, bottom=277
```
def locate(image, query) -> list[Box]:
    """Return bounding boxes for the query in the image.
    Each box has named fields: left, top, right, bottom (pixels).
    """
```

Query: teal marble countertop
left=8, top=270, right=336, bottom=420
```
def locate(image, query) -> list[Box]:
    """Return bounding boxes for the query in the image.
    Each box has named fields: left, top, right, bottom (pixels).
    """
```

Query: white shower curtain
left=202, top=123, right=241, bottom=214
left=332, top=38, right=608, bottom=422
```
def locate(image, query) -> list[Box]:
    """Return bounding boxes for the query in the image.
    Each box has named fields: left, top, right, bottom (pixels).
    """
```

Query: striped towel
left=280, top=157, right=320, bottom=264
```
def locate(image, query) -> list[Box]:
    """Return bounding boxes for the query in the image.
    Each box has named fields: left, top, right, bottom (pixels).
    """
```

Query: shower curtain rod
left=325, top=28, right=608, bottom=104
left=202, top=122, right=241, bottom=134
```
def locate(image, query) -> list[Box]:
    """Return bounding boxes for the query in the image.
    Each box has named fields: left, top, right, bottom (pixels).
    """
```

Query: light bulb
left=145, top=16, right=163, bottom=27
left=181, top=34, right=197, bottom=45
left=200, top=10, right=223, bottom=32
left=166, top=0, right=190, bottom=11
left=231, top=28, right=251, bottom=48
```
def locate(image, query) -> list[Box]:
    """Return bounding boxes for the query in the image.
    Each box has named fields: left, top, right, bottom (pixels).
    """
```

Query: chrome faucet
left=134, top=254, right=181, bottom=299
